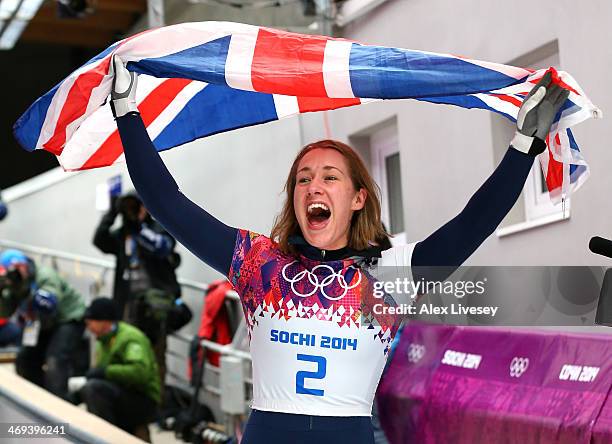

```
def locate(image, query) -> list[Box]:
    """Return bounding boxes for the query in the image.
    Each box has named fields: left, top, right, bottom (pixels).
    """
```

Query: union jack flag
left=13, top=21, right=600, bottom=201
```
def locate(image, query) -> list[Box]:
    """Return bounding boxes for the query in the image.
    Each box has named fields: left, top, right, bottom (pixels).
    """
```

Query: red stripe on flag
left=296, top=96, right=361, bottom=113
left=42, top=30, right=158, bottom=156
left=528, top=67, right=579, bottom=96
left=545, top=136, right=563, bottom=193
left=43, top=57, right=112, bottom=155
left=251, top=28, right=329, bottom=97
left=549, top=67, right=579, bottom=96
left=80, top=78, right=192, bottom=170
left=490, top=94, right=522, bottom=107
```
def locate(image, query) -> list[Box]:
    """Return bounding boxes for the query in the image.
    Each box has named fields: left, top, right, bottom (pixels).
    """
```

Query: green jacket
left=96, top=322, right=161, bottom=404
left=0, top=266, right=85, bottom=328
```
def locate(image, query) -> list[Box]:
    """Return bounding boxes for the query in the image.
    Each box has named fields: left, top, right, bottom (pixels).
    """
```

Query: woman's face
left=293, top=148, right=366, bottom=250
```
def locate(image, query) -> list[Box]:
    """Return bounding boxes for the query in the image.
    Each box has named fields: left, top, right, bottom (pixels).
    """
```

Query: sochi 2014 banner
left=377, top=323, right=612, bottom=444
left=13, top=22, right=601, bottom=201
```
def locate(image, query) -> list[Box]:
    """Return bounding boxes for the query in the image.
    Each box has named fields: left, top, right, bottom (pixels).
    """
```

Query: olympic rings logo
left=407, top=343, right=426, bottom=363
left=281, top=261, right=362, bottom=301
left=509, top=357, right=530, bottom=378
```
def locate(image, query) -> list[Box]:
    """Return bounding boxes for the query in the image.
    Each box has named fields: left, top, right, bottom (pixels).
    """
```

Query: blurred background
left=0, top=0, right=611, bottom=443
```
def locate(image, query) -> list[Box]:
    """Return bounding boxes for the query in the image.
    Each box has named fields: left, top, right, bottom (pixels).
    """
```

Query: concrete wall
left=131, top=0, right=317, bottom=34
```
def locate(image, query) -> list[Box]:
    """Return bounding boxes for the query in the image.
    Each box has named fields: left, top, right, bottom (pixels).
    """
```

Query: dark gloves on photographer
left=86, top=367, right=106, bottom=380
left=32, top=289, right=58, bottom=315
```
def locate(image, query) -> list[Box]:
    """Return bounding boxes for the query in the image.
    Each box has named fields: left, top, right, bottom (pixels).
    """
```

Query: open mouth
left=307, top=202, right=331, bottom=228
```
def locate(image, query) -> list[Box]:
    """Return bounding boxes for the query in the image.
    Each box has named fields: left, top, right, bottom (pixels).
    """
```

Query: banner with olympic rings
left=378, top=323, right=612, bottom=444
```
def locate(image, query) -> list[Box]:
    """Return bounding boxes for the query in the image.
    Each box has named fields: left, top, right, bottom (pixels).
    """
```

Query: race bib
left=22, top=320, right=41, bottom=347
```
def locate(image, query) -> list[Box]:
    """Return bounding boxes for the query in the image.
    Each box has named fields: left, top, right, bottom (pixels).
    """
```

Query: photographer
left=0, top=265, right=21, bottom=346
left=93, top=192, right=182, bottom=385
left=0, top=250, right=86, bottom=399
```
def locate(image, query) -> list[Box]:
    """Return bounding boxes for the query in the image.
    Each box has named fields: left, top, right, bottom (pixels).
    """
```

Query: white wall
left=0, top=117, right=302, bottom=288
left=315, top=0, right=612, bottom=266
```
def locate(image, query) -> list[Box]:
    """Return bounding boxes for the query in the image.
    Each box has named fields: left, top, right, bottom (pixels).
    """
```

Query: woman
left=110, top=57, right=567, bottom=443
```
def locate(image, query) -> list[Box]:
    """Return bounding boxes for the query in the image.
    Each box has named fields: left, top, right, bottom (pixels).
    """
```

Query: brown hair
left=271, top=140, right=390, bottom=254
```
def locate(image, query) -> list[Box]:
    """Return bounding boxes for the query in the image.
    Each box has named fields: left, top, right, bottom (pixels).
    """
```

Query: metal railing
left=0, top=238, right=253, bottom=422
left=0, top=239, right=114, bottom=269
left=0, top=238, right=242, bottom=300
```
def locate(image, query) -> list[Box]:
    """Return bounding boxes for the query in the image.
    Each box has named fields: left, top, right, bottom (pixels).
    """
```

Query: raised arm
left=111, top=57, right=237, bottom=275
left=93, top=207, right=120, bottom=255
left=412, top=71, right=569, bottom=279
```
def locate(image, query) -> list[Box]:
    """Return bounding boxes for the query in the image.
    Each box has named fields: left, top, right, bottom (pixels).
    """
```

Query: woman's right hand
left=112, top=58, right=238, bottom=276
left=110, top=55, right=139, bottom=118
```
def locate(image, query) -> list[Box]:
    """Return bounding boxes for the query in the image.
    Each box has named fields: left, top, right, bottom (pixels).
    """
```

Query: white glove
left=510, top=71, right=570, bottom=156
left=110, top=55, right=139, bottom=118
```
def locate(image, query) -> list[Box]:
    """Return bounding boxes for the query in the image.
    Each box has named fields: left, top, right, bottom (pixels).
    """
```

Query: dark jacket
left=93, top=210, right=181, bottom=313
